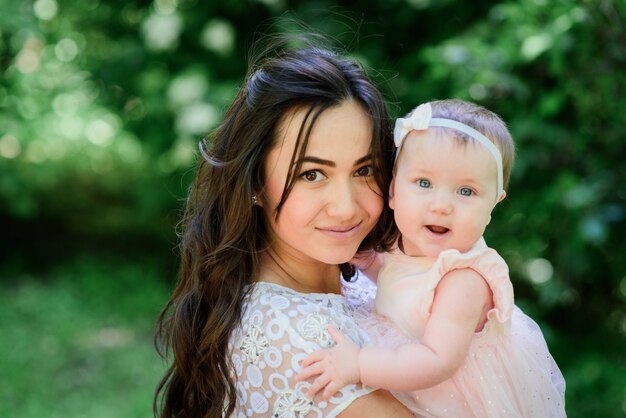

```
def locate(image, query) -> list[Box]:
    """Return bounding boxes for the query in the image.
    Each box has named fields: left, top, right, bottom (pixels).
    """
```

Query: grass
left=0, top=256, right=170, bottom=418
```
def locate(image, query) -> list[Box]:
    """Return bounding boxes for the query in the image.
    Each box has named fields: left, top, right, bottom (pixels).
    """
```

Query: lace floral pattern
left=273, top=386, right=313, bottom=417
left=239, top=325, right=269, bottom=364
left=297, top=313, right=334, bottom=348
left=228, top=279, right=376, bottom=418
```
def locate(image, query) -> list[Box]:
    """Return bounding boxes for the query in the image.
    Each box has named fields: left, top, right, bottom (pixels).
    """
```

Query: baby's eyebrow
left=294, top=154, right=372, bottom=167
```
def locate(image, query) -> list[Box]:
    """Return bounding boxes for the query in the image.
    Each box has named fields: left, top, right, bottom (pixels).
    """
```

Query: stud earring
left=252, top=195, right=258, bottom=205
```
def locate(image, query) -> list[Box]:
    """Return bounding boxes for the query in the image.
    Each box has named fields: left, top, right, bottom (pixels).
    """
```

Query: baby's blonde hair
left=401, top=99, right=515, bottom=189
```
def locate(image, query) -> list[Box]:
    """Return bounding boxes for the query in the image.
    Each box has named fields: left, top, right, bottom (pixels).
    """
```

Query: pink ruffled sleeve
left=429, top=247, right=514, bottom=332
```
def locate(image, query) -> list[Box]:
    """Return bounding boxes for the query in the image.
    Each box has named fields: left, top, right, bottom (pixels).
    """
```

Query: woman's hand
left=296, top=326, right=361, bottom=400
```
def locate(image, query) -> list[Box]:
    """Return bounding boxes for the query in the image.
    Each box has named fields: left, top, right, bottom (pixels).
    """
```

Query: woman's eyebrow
left=354, top=154, right=372, bottom=165
left=293, top=154, right=372, bottom=167
left=294, top=156, right=335, bottom=167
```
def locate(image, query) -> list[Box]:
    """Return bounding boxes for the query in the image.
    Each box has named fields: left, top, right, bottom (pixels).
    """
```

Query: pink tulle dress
left=361, top=245, right=566, bottom=418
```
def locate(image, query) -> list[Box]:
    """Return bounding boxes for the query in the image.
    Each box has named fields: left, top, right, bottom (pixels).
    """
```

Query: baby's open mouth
left=426, top=225, right=449, bottom=234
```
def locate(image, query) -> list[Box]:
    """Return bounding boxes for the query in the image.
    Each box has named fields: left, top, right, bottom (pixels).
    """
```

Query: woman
left=154, top=38, right=413, bottom=417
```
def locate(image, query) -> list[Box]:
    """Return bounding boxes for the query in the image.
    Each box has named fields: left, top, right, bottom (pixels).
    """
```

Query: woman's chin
left=318, top=249, right=358, bottom=266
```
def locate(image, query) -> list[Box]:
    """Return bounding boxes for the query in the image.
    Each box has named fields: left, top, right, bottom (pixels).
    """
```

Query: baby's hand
left=296, top=326, right=361, bottom=400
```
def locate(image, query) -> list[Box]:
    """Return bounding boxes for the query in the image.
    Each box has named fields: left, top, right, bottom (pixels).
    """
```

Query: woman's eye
left=355, top=165, right=374, bottom=177
left=301, top=170, right=326, bottom=182
left=459, top=187, right=473, bottom=196
left=418, top=179, right=431, bottom=188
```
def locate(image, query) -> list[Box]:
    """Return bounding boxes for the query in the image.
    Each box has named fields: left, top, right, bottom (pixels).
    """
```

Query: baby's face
left=390, top=129, right=500, bottom=257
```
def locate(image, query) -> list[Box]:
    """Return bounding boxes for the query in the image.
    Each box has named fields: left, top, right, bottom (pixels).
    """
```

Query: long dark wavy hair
left=154, top=38, right=396, bottom=418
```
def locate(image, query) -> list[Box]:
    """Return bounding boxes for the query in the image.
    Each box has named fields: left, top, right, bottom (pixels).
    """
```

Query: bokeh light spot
left=253, top=0, right=286, bottom=9
left=0, top=134, right=21, bottom=159
left=53, top=93, right=80, bottom=116
left=200, top=19, right=235, bottom=56
left=525, top=258, right=553, bottom=284
left=580, top=216, right=607, bottom=245
left=469, top=84, right=487, bottom=101
left=175, top=102, right=218, bottom=135
left=15, top=47, right=41, bottom=74
left=86, top=118, right=116, bottom=146
left=521, top=33, right=553, bottom=61
left=57, top=116, right=84, bottom=140
left=155, top=0, right=178, bottom=15
left=407, top=0, right=431, bottom=9
left=442, top=45, right=469, bottom=64
left=116, top=135, right=143, bottom=164
left=141, top=12, right=183, bottom=51
left=167, top=72, right=207, bottom=106
left=55, top=38, right=79, bottom=62
left=33, top=0, right=58, bottom=21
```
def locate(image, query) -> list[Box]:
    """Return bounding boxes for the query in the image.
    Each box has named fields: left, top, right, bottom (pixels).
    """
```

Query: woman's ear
left=388, top=178, right=396, bottom=210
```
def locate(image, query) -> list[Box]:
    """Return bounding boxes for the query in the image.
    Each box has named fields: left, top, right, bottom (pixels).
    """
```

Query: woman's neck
left=258, top=250, right=342, bottom=295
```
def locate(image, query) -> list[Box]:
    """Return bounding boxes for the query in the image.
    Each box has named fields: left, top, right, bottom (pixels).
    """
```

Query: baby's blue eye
left=459, top=187, right=473, bottom=196
left=418, top=179, right=431, bottom=188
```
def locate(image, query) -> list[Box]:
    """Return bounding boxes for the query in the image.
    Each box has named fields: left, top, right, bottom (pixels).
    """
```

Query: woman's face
left=261, top=100, right=383, bottom=266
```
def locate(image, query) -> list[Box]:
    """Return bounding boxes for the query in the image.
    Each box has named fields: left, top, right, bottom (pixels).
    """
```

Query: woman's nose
left=326, top=180, right=358, bottom=220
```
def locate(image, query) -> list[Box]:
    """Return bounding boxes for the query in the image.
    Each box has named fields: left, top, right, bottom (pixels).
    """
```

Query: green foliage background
left=1, top=0, right=624, bottom=416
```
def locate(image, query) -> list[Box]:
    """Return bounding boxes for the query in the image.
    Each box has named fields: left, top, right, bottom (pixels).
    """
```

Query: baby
left=297, top=99, right=566, bottom=417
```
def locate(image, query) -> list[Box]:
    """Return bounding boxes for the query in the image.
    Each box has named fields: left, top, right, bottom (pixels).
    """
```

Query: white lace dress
left=228, top=278, right=378, bottom=418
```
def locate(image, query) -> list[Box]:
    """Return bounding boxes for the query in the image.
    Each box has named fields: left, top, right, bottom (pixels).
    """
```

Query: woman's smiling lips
left=316, top=222, right=362, bottom=239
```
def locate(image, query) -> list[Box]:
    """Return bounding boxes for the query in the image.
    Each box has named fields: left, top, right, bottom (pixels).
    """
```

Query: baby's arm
left=299, top=268, right=492, bottom=397
left=360, top=268, right=492, bottom=391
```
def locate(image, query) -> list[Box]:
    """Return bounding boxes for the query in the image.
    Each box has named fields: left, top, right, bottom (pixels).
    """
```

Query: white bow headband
left=394, top=103, right=504, bottom=201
